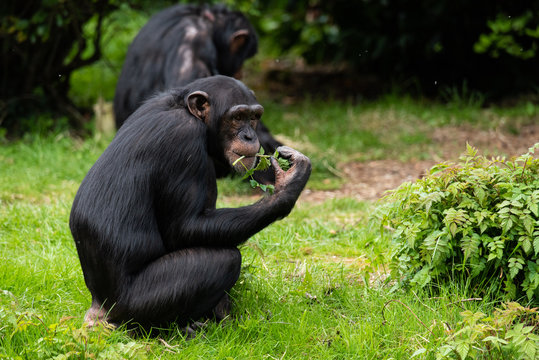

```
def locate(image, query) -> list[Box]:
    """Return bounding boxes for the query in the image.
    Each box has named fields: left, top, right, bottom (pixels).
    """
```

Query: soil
left=299, top=123, right=539, bottom=203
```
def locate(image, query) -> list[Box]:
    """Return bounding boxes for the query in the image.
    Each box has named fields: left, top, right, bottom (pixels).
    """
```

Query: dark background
left=1, top=0, right=538, bottom=135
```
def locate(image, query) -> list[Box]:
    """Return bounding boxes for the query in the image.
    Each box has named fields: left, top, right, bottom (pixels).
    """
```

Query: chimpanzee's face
left=220, top=104, right=263, bottom=174
left=186, top=88, right=263, bottom=174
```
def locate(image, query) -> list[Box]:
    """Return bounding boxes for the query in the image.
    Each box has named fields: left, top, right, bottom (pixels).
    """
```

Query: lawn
left=1, top=96, right=537, bottom=359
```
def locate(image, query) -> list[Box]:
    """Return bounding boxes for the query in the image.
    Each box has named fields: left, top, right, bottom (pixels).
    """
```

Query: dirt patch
left=301, top=159, right=436, bottom=203
left=300, top=123, right=539, bottom=203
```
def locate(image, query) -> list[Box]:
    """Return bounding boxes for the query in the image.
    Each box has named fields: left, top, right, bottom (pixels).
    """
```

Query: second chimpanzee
left=113, top=3, right=282, bottom=155
left=71, top=76, right=311, bottom=329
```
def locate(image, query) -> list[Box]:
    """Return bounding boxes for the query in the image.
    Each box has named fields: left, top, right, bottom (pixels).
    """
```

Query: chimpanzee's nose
left=241, top=129, right=256, bottom=143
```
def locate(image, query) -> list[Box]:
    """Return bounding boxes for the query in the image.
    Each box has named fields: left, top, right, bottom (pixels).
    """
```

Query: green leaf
left=521, top=341, right=536, bottom=360
left=487, top=253, right=498, bottom=262
left=523, top=237, right=532, bottom=255
left=498, top=207, right=511, bottom=214
left=523, top=216, right=534, bottom=235
left=455, top=341, right=470, bottom=360
left=534, top=237, right=539, bottom=256
left=277, top=157, right=290, bottom=171
left=411, top=266, right=432, bottom=288
left=508, top=257, right=524, bottom=279
left=502, top=217, right=513, bottom=233
left=474, top=187, right=486, bottom=206
left=411, top=348, right=427, bottom=358
left=479, top=222, right=488, bottom=233
left=510, top=200, right=523, bottom=208
left=528, top=199, right=539, bottom=217
left=461, top=234, right=481, bottom=263
left=482, top=336, right=508, bottom=346
left=449, top=223, right=457, bottom=237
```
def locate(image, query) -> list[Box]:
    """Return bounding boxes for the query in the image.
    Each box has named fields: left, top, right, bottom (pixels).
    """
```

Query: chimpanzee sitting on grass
left=71, top=76, right=311, bottom=330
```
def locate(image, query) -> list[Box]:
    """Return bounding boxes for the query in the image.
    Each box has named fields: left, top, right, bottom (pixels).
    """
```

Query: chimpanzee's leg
left=103, top=247, right=241, bottom=328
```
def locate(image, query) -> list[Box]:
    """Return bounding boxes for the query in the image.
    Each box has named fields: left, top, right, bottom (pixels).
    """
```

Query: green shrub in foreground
left=379, top=143, right=539, bottom=302
left=417, top=302, right=539, bottom=360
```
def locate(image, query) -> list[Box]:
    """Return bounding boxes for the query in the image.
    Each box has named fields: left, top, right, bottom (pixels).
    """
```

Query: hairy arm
left=165, top=147, right=311, bottom=248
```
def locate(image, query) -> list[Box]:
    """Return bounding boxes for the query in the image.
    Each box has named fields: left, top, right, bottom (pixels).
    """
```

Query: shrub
left=435, top=302, right=539, bottom=360
left=411, top=302, right=539, bottom=359
left=379, top=143, right=539, bottom=302
left=1, top=0, right=121, bottom=131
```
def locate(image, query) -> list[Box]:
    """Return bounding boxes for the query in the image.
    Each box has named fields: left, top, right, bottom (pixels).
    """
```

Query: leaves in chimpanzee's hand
left=274, top=150, right=290, bottom=171
left=237, top=147, right=291, bottom=194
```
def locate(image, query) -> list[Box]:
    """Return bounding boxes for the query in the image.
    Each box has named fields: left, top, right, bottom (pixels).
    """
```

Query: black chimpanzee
left=71, top=76, right=311, bottom=329
left=113, top=3, right=282, bottom=155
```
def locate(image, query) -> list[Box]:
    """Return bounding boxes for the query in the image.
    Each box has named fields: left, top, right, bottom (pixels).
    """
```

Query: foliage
left=68, top=5, right=150, bottom=109
left=474, top=11, right=539, bottom=60
left=379, top=143, right=539, bottom=302
left=433, top=302, right=539, bottom=360
left=234, top=147, right=291, bottom=194
left=0, top=0, right=125, bottom=133
left=0, top=291, right=148, bottom=359
left=232, top=0, right=539, bottom=98
left=68, top=0, right=182, bottom=108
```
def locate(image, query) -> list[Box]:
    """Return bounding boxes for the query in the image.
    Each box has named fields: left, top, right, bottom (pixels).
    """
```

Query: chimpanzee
left=71, top=76, right=311, bottom=329
left=113, top=3, right=282, bottom=155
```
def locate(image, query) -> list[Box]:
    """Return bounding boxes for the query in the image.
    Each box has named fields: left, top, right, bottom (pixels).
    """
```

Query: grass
left=1, top=94, right=537, bottom=359
left=2, top=5, right=538, bottom=356
left=0, top=186, right=484, bottom=359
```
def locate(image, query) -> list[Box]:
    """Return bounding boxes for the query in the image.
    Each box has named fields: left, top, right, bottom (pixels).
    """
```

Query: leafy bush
left=68, top=5, right=150, bottom=108
left=434, top=302, right=539, bottom=360
left=1, top=0, right=122, bottom=131
left=379, top=143, right=539, bottom=302
left=474, top=10, right=539, bottom=60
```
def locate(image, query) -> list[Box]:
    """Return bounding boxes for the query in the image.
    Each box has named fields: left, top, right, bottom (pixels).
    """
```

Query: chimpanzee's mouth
left=229, top=152, right=256, bottom=174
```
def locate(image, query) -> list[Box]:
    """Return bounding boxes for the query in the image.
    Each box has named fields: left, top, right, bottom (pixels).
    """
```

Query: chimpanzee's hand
left=270, top=146, right=311, bottom=195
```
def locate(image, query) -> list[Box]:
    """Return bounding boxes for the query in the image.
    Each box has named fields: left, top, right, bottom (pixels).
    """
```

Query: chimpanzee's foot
left=212, top=293, right=232, bottom=322
left=180, top=321, right=207, bottom=339
left=84, top=301, right=111, bottom=327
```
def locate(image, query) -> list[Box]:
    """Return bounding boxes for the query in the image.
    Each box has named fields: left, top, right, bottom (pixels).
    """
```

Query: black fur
left=113, top=4, right=281, bottom=155
left=71, top=76, right=311, bottom=329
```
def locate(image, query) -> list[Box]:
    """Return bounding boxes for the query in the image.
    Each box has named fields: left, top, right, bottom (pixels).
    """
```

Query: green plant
left=68, top=5, right=150, bottom=107
left=434, top=302, right=539, bottom=360
left=474, top=11, right=539, bottom=60
left=233, top=148, right=290, bottom=193
left=379, top=143, right=539, bottom=301
left=440, top=81, right=485, bottom=109
left=1, top=0, right=121, bottom=133
left=0, top=291, right=148, bottom=359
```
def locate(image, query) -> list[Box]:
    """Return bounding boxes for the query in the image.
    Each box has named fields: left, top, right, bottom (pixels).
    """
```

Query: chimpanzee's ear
left=229, top=29, right=249, bottom=54
left=187, top=91, right=210, bottom=123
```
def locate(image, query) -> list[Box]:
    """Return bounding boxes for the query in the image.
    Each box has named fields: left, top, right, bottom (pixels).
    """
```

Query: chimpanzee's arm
left=166, top=148, right=311, bottom=248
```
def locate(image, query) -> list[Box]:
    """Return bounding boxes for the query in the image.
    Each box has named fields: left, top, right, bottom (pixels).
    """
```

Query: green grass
left=0, top=176, right=486, bottom=358
left=1, top=96, right=537, bottom=358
